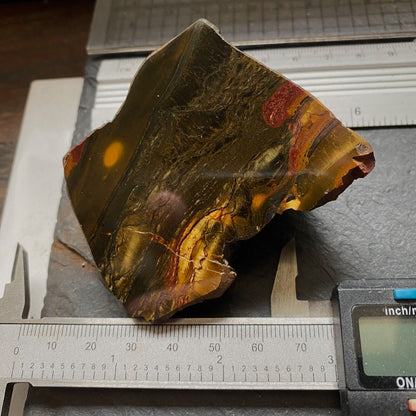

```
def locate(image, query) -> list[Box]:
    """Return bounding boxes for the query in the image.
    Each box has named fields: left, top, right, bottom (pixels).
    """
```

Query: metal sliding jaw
left=0, top=245, right=30, bottom=416
left=270, top=239, right=332, bottom=318
left=0, top=245, right=29, bottom=321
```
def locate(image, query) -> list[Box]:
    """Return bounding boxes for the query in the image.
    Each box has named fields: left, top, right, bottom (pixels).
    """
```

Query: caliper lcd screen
left=358, top=316, right=416, bottom=376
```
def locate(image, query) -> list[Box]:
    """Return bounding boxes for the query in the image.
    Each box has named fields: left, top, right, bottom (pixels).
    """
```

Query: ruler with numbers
left=92, top=41, right=416, bottom=129
left=1, top=318, right=337, bottom=391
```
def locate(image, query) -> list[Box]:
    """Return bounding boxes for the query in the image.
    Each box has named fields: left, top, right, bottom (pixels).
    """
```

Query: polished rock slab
left=64, top=20, right=374, bottom=321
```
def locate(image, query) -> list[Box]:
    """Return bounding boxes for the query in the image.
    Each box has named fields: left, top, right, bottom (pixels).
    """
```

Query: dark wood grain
left=0, top=0, right=95, bottom=222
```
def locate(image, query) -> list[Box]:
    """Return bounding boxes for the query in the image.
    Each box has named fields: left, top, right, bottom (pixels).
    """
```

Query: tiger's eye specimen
left=64, top=19, right=375, bottom=321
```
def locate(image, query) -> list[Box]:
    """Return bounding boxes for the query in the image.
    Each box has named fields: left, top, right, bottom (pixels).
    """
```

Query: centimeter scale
left=1, top=244, right=416, bottom=415
left=91, top=41, right=416, bottom=130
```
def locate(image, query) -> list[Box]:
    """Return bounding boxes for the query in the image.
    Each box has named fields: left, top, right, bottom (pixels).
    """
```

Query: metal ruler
left=0, top=245, right=338, bottom=413
left=0, top=318, right=337, bottom=391
left=92, top=41, right=416, bottom=129
left=87, top=0, right=416, bottom=54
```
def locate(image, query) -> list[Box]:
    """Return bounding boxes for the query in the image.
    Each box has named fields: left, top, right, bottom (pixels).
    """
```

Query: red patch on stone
left=70, top=140, right=86, bottom=164
left=263, top=81, right=306, bottom=128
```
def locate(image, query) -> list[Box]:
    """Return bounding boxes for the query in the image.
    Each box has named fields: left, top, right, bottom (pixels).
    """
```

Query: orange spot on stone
left=103, top=141, right=124, bottom=168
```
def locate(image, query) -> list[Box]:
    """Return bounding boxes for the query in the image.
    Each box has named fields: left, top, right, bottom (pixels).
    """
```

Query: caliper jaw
left=0, top=245, right=30, bottom=416
left=0, top=245, right=29, bottom=321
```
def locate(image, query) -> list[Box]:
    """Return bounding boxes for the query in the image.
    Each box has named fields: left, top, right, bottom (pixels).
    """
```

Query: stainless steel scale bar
left=0, top=317, right=337, bottom=392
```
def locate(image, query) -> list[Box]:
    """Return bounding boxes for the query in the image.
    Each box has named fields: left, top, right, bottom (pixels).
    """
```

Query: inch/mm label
left=0, top=320, right=338, bottom=390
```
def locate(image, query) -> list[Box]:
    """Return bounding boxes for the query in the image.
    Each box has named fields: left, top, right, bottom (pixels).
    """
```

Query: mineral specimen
left=64, top=19, right=375, bottom=321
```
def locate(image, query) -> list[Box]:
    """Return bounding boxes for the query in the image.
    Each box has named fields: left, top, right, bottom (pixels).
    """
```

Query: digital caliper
left=0, top=246, right=415, bottom=415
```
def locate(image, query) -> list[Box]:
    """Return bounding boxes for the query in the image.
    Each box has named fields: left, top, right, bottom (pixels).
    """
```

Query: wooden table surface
left=0, top=0, right=95, bottom=223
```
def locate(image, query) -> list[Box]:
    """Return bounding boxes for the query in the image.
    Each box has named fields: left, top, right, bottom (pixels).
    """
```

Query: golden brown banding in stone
left=64, top=19, right=375, bottom=321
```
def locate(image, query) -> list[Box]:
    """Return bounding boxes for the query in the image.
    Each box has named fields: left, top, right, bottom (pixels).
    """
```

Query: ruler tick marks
left=11, top=361, right=15, bottom=378
left=1, top=320, right=338, bottom=389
